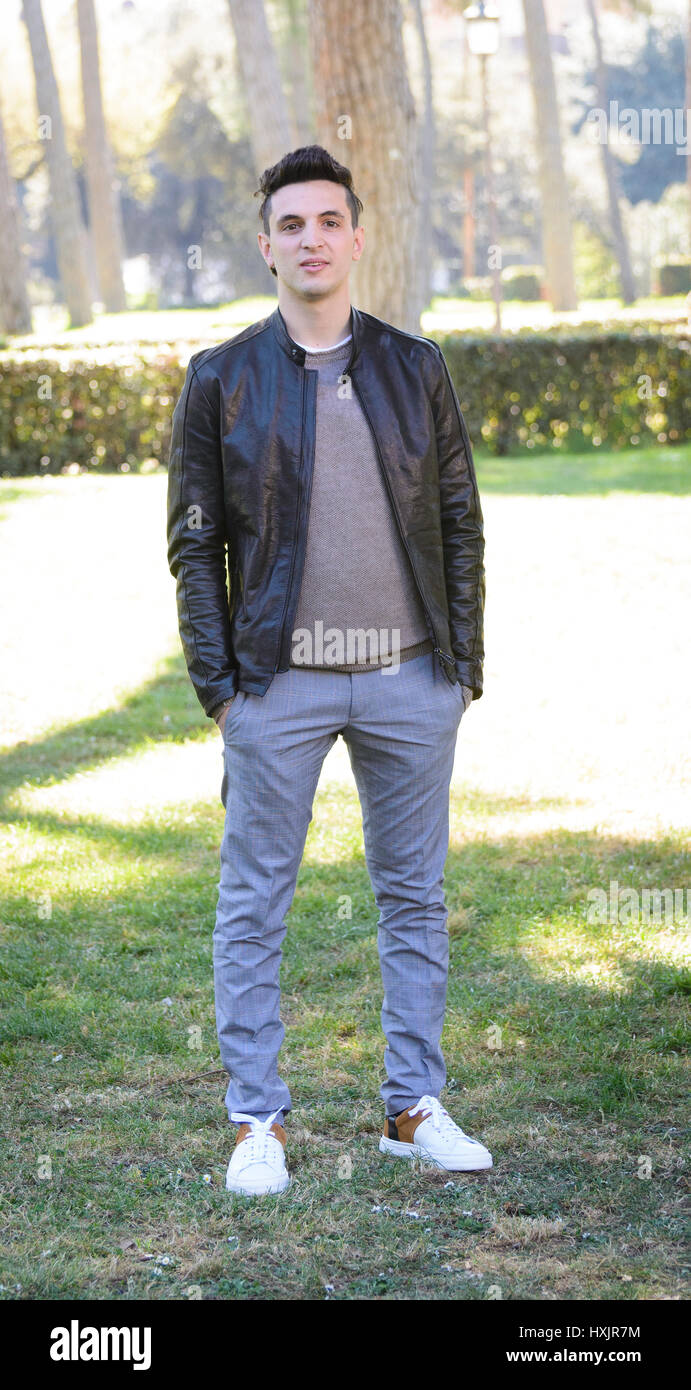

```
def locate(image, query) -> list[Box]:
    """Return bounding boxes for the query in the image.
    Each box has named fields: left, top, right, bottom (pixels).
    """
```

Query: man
left=167, top=145, right=491, bottom=1197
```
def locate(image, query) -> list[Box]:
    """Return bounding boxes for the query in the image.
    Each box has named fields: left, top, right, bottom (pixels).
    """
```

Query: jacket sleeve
left=166, top=356, right=238, bottom=717
left=429, top=344, right=485, bottom=700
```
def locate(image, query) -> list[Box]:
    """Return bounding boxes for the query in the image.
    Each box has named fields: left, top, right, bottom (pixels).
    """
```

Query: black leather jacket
left=167, top=305, right=485, bottom=718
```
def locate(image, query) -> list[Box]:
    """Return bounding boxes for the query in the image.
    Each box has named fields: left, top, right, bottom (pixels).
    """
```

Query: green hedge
left=0, top=331, right=689, bottom=473
left=438, top=330, right=690, bottom=455
left=656, top=262, right=691, bottom=296
left=0, top=348, right=186, bottom=477
left=501, top=266, right=543, bottom=301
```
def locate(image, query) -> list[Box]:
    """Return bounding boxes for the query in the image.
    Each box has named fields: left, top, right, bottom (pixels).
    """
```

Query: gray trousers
left=213, top=649, right=467, bottom=1126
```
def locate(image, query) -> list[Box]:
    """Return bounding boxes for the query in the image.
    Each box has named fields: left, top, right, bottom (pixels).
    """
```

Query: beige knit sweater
left=289, top=337, right=432, bottom=673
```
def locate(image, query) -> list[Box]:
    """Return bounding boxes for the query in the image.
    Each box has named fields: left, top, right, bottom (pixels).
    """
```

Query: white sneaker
left=379, top=1094, right=493, bottom=1171
left=225, top=1108, right=291, bottom=1195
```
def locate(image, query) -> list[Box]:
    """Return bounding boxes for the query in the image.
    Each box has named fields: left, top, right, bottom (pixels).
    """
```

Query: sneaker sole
left=378, top=1136, right=493, bottom=1171
left=226, top=1171, right=291, bottom=1196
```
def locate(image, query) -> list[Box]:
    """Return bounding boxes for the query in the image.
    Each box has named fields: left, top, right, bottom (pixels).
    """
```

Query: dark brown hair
left=255, top=145, right=363, bottom=276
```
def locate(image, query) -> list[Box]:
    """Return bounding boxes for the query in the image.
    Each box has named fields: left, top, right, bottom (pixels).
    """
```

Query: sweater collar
left=270, top=304, right=363, bottom=374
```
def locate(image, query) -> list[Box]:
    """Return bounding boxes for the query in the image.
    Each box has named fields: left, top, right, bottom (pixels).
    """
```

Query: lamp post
left=463, top=2, right=501, bottom=333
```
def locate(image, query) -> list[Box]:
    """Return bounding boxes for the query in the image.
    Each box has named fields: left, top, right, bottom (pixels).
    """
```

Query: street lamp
left=463, top=2, right=502, bottom=333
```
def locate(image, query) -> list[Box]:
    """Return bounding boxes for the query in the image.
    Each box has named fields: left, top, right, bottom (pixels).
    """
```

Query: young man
left=167, top=145, right=491, bottom=1197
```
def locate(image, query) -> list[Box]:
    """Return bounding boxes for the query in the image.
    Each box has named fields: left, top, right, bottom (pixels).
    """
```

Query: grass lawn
left=0, top=451, right=688, bottom=1301
left=422, top=294, right=689, bottom=336
left=476, top=445, right=691, bottom=496
left=4, top=292, right=687, bottom=352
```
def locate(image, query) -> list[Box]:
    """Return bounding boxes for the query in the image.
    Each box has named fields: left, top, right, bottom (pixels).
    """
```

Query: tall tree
left=22, top=0, right=92, bottom=326
left=226, top=0, right=295, bottom=174
left=462, top=164, right=475, bottom=280
left=687, top=0, right=691, bottom=258
left=410, top=0, right=436, bottom=314
left=0, top=100, right=32, bottom=335
left=308, top=0, right=423, bottom=332
left=521, top=0, right=578, bottom=310
left=283, top=0, right=313, bottom=146
left=77, top=0, right=126, bottom=312
left=586, top=0, right=636, bottom=303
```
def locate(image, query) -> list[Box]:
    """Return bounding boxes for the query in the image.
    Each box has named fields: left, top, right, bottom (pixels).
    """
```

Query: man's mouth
left=300, top=260, right=328, bottom=270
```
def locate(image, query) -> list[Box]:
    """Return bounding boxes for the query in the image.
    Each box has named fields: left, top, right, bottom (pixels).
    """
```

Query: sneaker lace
left=408, top=1095, right=462, bottom=1137
left=230, top=1108, right=283, bottom=1161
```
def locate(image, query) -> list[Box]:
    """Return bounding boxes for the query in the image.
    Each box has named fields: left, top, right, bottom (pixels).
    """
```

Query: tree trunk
left=22, top=0, right=92, bottom=326
left=410, top=0, right=435, bottom=315
left=586, top=0, right=636, bottom=304
left=463, top=164, right=475, bottom=280
left=0, top=103, right=32, bottom=334
left=521, top=0, right=578, bottom=311
left=308, top=0, right=423, bottom=333
left=686, top=0, right=691, bottom=266
left=284, top=0, right=314, bottom=147
left=226, top=0, right=295, bottom=175
left=77, top=0, right=126, bottom=312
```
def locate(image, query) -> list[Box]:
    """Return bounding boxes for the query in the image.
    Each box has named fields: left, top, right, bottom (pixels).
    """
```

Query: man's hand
left=214, top=696, right=235, bottom=734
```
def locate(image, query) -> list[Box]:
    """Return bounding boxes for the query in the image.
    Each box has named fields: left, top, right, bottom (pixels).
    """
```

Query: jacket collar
left=270, top=303, right=363, bottom=373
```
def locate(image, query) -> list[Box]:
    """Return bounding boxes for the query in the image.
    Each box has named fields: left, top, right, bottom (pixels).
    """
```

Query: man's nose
left=301, top=224, right=324, bottom=247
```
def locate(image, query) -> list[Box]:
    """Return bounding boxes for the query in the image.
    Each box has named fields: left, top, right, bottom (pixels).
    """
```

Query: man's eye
left=282, top=221, right=339, bottom=231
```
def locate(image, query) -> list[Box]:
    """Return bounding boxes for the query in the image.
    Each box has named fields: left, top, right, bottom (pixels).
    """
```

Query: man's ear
left=257, top=230, right=274, bottom=272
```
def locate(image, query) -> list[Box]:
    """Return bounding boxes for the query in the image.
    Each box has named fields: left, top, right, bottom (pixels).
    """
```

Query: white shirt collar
left=293, top=334, right=352, bottom=353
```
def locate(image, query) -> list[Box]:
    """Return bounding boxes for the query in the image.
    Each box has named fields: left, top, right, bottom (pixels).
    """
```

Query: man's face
left=258, top=179, right=364, bottom=298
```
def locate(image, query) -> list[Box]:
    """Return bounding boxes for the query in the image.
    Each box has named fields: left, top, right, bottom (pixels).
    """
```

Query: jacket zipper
left=274, top=369, right=307, bottom=673
left=349, top=375, right=456, bottom=684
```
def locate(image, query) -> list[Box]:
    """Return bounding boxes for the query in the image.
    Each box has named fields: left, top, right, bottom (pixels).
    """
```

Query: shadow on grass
left=0, top=653, right=578, bottom=822
left=2, top=786, right=688, bottom=1116
left=0, top=652, right=206, bottom=806
left=2, top=761, right=687, bottom=1304
left=1, top=651, right=687, bottom=1129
